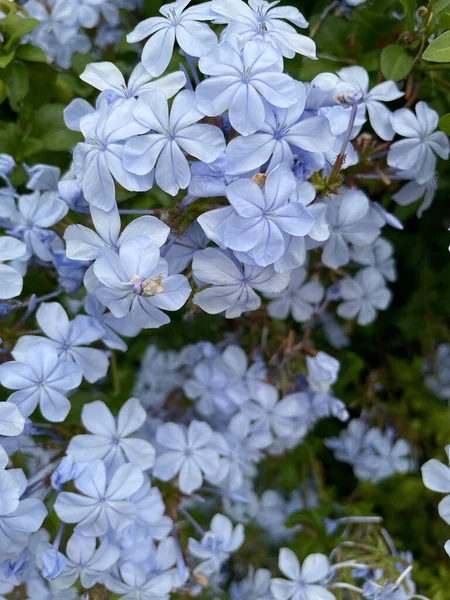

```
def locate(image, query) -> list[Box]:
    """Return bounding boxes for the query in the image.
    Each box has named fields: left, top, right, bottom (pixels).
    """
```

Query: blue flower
left=123, top=90, right=226, bottom=196
left=80, top=61, right=186, bottom=100
left=226, top=86, right=336, bottom=174
left=72, top=99, right=153, bottom=211
left=0, top=236, right=27, bottom=300
left=192, top=248, right=290, bottom=317
left=336, top=66, right=403, bottom=141
left=13, top=302, right=109, bottom=384
left=337, top=267, right=392, bottom=326
left=0, top=469, right=47, bottom=553
left=265, top=267, right=324, bottom=322
left=10, top=191, right=68, bottom=262
left=0, top=403, right=25, bottom=437
left=188, top=513, right=244, bottom=577
left=196, top=36, right=298, bottom=135
left=67, top=398, right=155, bottom=471
left=127, top=0, right=218, bottom=76
left=54, top=459, right=144, bottom=536
left=270, top=549, right=333, bottom=600
left=92, top=236, right=191, bottom=329
left=320, top=189, right=381, bottom=269
left=51, top=534, right=120, bottom=590
left=198, top=166, right=315, bottom=267
left=153, top=420, right=220, bottom=494
left=211, top=0, right=315, bottom=59
left=0, top=342, right=82, bottom=422
left=388, top=101, right=450, bottom=184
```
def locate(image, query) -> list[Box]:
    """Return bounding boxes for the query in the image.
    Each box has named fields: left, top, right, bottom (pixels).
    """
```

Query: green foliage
left=423, top=31, right=450, bottom=62
left=380, top=45, right=413, bottom=81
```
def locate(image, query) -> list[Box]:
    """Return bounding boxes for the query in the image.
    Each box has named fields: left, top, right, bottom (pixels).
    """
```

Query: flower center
left=129, top=274, right=164, bottom=297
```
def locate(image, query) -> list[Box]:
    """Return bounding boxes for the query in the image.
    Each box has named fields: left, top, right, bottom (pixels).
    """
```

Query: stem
left=329, top=103, right=358, bottom=180
left=328, top=583, right=364, bottom=594
left=417, top=62, right=450, bottom=70
left=310, top=1, right=338, bottom=38
left=332, top=561, right=371, bottom=570
left=111, top=351, right=121, bottom=397
left=118, top=209, right=156, bottom=214
left=178, top=506, right=205, bottom=536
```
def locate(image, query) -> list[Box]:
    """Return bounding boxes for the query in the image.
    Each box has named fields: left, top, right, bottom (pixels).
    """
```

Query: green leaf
left=435, top=0, right=450, bottom=13
left=1, top=15, right=39, bottom=49
left=5, top=61, right=29, bottom=106
left=0, top=80, right=6, bottom=105
left=0, top=49, right=16, bottom=69
left=400, top=0, right=416, bottom=30
left=439, top=113, right=450, bottom=134
left=422, top=31, right=450, bottom=62
left=16, top=137, right=43, bottom=160
left=380, top=45, right=413, bottom=81
left=42, top=129, right=82, bottom=151
left=15, top=44, right=47, bottom=63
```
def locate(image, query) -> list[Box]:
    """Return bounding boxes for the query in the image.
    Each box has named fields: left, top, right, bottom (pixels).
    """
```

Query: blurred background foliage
left=2, top=0, right=450, bottom=597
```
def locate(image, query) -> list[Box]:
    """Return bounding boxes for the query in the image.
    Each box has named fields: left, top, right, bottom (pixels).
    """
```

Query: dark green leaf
left=5, top=61, right=29, bottom=106
left=423, top=31, right=450, bottom=62
left=42, top=129, right=82, bottom=151
left=439, top=113, right=450, bottom=134
left=1, top=15, right=39, bottom=49
left=380, top=44, right=413, bottom=81
left=16, top=137, right=43, bottom=160
left=15, top=44, right=47, bottom=63
left=0, top=49, right=15, bottom=68
left=0, top=80, right=6, bottom=105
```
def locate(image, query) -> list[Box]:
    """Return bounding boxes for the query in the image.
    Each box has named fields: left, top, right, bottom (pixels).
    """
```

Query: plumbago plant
left=2, top=0, right=450, bottom=598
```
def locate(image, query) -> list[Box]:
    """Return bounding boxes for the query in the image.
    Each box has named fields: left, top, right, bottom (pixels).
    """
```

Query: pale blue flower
left=226, top=85, right=335, bottom=174
left=198, top=166, right=315, bottom=267
left=388, top=101, right=450, bottom=184
left=320, top=190, right=380, bottom=269
left=67, top=398, right=155, bottom=471
left=65, top=204, right=169, bottom=261
left=13, top=302, right=108, bottom=384
left=51, top=534, right=120, bottom=590
left=265, top=267, right=324, bottom=322
left=164, top=222, right=209, bottom=274
left=123, top=90, right=226, bottom=196
left=105, top=562, right=174, bottom=599
left=196, top=36, right=298, bottom=135
left=337, top=267, right=391, bottom=326
left=392, top=175, right=437, bottom=218
left=54, top=459, right=144, bottom=536
left=92, top=236, right=191, bottom=329
left=306, top=352, right=340, bottom=394
left=10, top=191, right=68, bottom=262
left=212, top=0, right=315, bottom=59
left=0, top=403, right=25, bottom=437
left=0, top=470, right=47, bottom=553
left=41, top=548, right=67, bottom=581
left=352, top=239, right=396, bottom=282
left=153, top=420, right=220, bottom=494
left=207, top=413, right=272, bottom=490
left=240, top=382, right=304, bottom=438
left=188, top=513, right=244, bottom=577
left=192, top=248, right=290, bottom=318
left=0, top=236, right=27, bottom=300
left=127, top=0, right=217, bottom=76
left=80, top=61, right=186, bottom=100
left=72, top=99, right=153, bottom=211
left=25, top=164, right=60, bottom=192
left=336, top=66, right=403, bottom=140
left=270, top=549, right=333, bottom=600
left=0, top=343, right=82, bottom=422
left=84, top=294, right=141, bottom=352
left=231, top=567, right=274, bottom=600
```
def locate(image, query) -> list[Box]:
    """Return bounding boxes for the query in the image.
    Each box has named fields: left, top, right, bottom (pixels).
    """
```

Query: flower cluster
left=0, top=0, right=448, bottom=597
